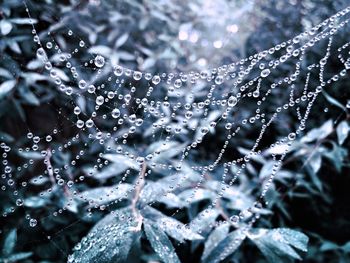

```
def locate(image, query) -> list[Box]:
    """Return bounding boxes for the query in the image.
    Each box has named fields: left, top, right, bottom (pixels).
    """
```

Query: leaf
left=203, top=228, right=246, bottom=263
left=189, top=208, right=220, bottom=233
left=178, top=188, right=216, bottom=203
left=6, top=252, right=33, bottom=261
left=336, top=121, right=349, bottom=145
left=115, top=33, right=129, bottom=48
left=83, top=163, right=128, bottom=180
left=248, top=228, right=309, bottom=263
left=341, top=241, right=350, bottom=252
left=301, top=120, right=333, bottom=143
left=77, top=184, right=132, bottom=206
left=69, top=207, right=140, bottom=263
left=0, top=20, right=12, bottom=35
left=320, top=241, right=339, bottom=251
left=141, top=206, right=203, bottom=242
left=322, top=91, right=347, bottom=112
left=308, top=152, right=322, bottom=174
left=0, top=68, right=13, bottom=79
left=2, top=229, right=17, bottom=256
left=102, top=154, right=140, bottom=171
left=201, top=224, right=230, bottom=261
left=9, top=18, right=38, bottom=24
left=0, top=80, right=16, bottom=99
left=24, top=196, right=48, bottom=208
left=143, top=219, right=181, bottom=263
left=18, top=151, right=45, bottom=160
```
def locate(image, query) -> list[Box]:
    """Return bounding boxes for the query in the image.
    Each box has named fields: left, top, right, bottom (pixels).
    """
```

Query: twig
left=130, top=161, right=147, bottom=231
left=45, top=148, right=55, bottom=185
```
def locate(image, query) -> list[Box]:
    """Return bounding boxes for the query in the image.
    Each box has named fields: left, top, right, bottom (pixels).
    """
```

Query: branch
left=130, top=161, right=147, bottom=231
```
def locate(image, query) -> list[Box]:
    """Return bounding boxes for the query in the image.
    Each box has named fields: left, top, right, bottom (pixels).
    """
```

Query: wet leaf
left=202, top=224, right=230, bottom=261
left=204, top=228, right=246, bottom=263
left=143, top=219, right=181, bottom=263
left=0, top=80, right=16, bottom=99
left=2, top=229, right=17, bottom=256
left=248, top=228, right=309, bottom=263
left=69, top=207, right=140, bottom=263
left=336, top=120, right=349, bottom=145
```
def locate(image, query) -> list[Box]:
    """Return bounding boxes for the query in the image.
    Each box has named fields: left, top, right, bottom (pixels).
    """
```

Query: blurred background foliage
left=0, top=0, right=350, bottom=262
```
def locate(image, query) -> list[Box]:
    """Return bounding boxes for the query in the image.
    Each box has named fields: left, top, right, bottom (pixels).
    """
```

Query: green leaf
left=0, top=80, right=16, bottom=99
left=69, top=207, right=140, bottom=263
left=143, top=219, right=181, bottom=263
left=201, top=224, right=230, bottom=261
left=336, top=121, right=349, bottom=145
left=2, top=229, right=17, bottom=256
left=203, top=228, right=246, bottom=263
left=248, top=228, right=309, bottom=263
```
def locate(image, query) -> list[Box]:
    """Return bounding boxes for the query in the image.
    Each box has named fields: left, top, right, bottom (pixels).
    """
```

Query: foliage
left=0, top=0, right=349, bottom=262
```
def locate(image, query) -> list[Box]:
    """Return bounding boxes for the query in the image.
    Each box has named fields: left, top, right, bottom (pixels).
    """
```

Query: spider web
left=1, top=1, right=350, bottom=261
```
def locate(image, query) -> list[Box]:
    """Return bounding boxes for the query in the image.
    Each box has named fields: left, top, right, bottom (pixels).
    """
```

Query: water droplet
left=78, top=80, right=87, bottom=89
left=114, top=66, right=123, bottom=76
left=152, top=75, right=161, bottom=85
left=227, top=96, right=237, bottom=107
left=111, top=109, right=120, bottom=118
left=261, top=69, right=271, bottom=78
left=133, top=71, right=142, bottom=80
left=215, top=75, right=224, bottom=85
left=94, top=55, right=105, bottom=68
left=29, top=218, right=37, bottom=227
left=96, top=96, right=104, bottom=106
left=288, top=132, right=296, bottom=141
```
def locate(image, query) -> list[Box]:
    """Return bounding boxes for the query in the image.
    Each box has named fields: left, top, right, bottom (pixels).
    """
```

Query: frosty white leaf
left=10, top=18, right=38, bottom=24
left=143, top=219, right=181, bottom=263
left=0, top=79, right=16, bottom=99
left=0, top=68, right=13, bottom=79
left=0, top=20, right=12, bottom=35
left=18, top=151, right=44, bottom=160
left=336, top=120, right=349, bottom=145
left=115, top=33, right=129, bottom=48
